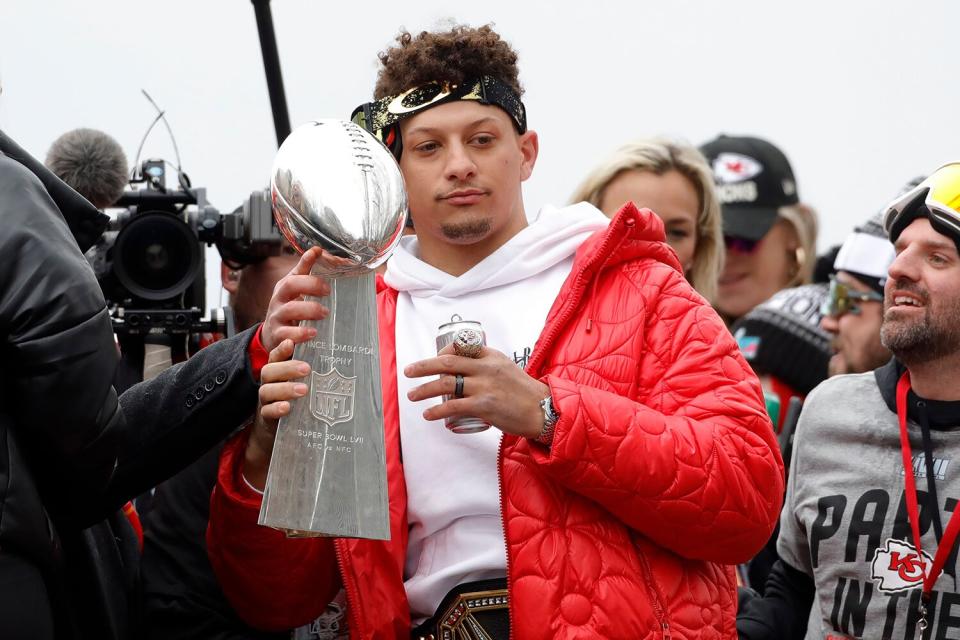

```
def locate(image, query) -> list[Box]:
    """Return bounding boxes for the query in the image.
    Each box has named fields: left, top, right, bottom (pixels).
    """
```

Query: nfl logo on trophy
left=310, top=370, right=356, bottom=427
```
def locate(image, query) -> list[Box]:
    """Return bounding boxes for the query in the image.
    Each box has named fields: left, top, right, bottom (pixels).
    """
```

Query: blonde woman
left=571, top=137, right=723, bottom=301
left=699, top=135, right=818, bottom=324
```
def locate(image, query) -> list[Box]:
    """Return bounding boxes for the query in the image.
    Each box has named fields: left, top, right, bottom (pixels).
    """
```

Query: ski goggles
left=821, top=274, right=884, bottom=317
left=351, top=76, right=527, bottom=159
left=883, top=162, right=960, bottom=245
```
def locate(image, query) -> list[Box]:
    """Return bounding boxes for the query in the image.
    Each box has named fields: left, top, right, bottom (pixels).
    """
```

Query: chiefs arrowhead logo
left=712, top=152, right=763, bottom=184
left=870, top=538, right=933, bottom=594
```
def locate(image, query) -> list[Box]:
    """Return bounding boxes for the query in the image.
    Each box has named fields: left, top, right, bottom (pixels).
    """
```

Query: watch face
left=536, top=396, right=558, bottom=446
left=541, top=396, right=559, bottom=424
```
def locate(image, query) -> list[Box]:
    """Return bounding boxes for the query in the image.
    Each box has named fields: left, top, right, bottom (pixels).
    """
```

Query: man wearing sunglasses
left=739, top=163, right=960, bottom=639
left=820, top=213, right=893, bottom=376
left=205, top=24, right=784, bottom=640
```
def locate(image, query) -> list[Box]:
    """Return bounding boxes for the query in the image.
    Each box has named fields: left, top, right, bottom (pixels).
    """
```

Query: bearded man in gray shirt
left=738, top=163, right=960, bottom=640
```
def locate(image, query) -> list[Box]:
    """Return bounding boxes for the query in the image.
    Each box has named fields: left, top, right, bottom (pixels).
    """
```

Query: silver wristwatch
left=536, top=395, right=560, bottom=446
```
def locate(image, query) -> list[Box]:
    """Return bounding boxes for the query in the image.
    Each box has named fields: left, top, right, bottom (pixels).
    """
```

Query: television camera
left=87, top=158, right=284, bottom=340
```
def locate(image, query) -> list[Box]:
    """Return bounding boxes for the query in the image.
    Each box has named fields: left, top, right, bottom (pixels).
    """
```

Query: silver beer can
left=436, top=315, right=490, bottom=434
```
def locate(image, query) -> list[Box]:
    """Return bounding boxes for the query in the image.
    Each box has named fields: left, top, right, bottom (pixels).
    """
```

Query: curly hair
left=374, top=24, right=523, bottom=99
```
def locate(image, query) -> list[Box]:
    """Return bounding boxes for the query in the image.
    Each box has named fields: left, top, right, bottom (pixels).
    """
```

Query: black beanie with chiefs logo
left=731, top=284, right=831, bottom=396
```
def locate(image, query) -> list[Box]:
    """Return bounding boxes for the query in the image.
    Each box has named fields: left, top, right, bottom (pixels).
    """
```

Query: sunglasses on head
left=724, top=235, right=761, bottom=254
left=351, top=76, right=528, bottom=160
left=821, top=275, right=884, bottom=317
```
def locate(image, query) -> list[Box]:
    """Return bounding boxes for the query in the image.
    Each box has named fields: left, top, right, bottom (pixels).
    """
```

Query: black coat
left=0, top=131, right=259, bottom=639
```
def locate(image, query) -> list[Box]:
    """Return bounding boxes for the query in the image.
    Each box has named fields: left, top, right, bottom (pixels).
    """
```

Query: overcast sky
left=2, top=0, right=957, bottom=309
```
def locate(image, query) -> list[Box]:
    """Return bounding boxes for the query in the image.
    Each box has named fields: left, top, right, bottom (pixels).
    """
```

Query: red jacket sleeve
left=206, top=429, right=341, bottom=630
left=528, top=271, right=784, bottom=565
left=247, top=324, right=269, bottom=382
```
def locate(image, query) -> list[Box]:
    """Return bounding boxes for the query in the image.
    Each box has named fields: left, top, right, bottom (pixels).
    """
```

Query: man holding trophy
left=208, top=24, right=784, bottom=639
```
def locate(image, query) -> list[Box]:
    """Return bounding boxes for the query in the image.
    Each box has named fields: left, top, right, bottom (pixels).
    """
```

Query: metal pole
left=251, top=0, right=292, bottom=146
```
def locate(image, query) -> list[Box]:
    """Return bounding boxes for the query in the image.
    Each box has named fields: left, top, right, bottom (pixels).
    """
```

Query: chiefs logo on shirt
left=870, top=538, right=933, bottom=593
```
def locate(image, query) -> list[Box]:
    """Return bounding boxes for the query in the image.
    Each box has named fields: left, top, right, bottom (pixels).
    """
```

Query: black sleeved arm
left=104, top=327, right=259, bottom=518
left=737, top=558, right=815, bottom=640
left=0, top=156, right=259, bottom=529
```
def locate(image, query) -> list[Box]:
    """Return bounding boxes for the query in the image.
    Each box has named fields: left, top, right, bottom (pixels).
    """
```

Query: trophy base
left=278, top=528, right=337, bottom=539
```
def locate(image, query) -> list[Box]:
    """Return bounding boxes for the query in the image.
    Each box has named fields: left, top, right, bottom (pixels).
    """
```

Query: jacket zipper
left=526, top=213, right=634, bottom=377
left=497, top=432, right=514, bottom=640
left=333, top=539, right=364, bottom=638
left=636, top=544, right=672, bottom=639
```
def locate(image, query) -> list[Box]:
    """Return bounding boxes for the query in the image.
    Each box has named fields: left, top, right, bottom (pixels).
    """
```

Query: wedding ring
left=453, top=328, right=483, bottom=358
left=454, top=374, right=465, bottom=398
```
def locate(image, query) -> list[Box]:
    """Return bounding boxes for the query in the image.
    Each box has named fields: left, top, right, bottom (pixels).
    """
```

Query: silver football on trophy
left=271, top=119, right=407, bottom=275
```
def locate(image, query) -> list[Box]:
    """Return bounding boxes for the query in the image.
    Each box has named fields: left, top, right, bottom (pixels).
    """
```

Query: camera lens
left=113, top=211, right=202, bottom=301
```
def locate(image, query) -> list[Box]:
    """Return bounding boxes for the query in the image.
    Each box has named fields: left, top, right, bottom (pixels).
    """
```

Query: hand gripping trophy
left=260, top=120, right=406, bottom=539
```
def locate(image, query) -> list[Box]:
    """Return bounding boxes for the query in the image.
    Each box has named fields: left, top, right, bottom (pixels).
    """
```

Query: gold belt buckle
left=418, top=587, right=509, bottom=640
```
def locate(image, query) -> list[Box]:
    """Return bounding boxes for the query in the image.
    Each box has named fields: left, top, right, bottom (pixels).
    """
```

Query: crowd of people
left=1, top=20, right=959, bottom=640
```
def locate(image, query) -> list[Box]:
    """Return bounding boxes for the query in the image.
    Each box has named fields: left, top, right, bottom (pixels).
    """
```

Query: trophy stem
left=259, top=269, right=390, bottom=540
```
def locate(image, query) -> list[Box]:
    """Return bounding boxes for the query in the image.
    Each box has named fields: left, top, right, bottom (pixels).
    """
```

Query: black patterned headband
left=351, top=76, right=527, bottom=158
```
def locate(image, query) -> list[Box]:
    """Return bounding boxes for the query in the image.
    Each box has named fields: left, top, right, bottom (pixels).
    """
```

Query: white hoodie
left=383, top=202, right=608, bottom=622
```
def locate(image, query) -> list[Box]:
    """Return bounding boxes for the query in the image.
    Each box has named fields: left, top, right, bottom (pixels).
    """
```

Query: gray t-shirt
left=779, top=372, right=960, bottom=639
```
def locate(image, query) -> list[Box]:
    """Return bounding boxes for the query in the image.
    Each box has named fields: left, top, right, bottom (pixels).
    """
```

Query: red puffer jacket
left=208, top=205, right=784, bottom=639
